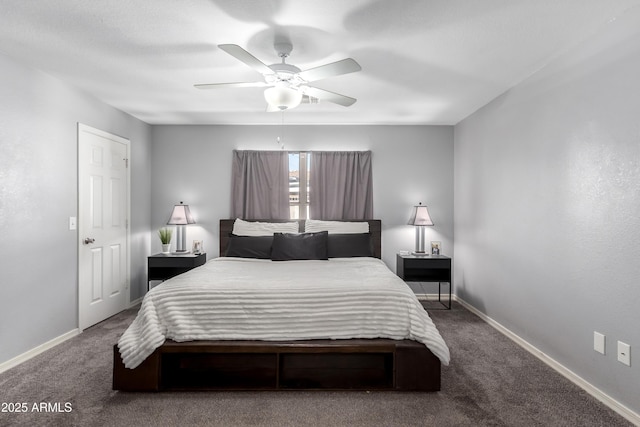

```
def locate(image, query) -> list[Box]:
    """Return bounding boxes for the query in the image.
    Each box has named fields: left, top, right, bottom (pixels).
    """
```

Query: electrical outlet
left=594, top=332, right=605, bottom=355
left=617, top=341, right=631, bottom=366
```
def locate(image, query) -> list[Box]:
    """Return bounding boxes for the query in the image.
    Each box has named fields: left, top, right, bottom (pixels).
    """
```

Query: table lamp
left=408, top=202, right=434, bottom=255
left=167, top=202, right=196, bottom=253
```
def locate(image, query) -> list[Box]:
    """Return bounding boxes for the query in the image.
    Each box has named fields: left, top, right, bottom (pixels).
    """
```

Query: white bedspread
left=118, top=257, right=450, bottom=369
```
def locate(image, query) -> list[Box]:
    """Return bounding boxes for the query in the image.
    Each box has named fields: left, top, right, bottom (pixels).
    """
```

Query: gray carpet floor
left=0, top=302, right=632, bottom=427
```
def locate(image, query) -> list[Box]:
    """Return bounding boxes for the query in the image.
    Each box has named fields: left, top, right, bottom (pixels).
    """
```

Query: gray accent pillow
left=271, top=232, right=329, bottom=261
left=327, top=233, right=374, bottom=258
left=226, top=234, right=273, bottom=259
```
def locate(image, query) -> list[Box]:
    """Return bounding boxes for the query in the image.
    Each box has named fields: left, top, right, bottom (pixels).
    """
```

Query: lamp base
left=172, top=250, right=191, bottom=255
left=175, top=225, right=188, bottom=252
left=414, top=226, right=428, bottom=255
left=411, top=251, right=430, bottom=257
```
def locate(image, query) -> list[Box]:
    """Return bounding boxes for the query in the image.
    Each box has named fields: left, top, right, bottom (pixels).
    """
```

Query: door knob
left=83, top=238, right=95, bottom=245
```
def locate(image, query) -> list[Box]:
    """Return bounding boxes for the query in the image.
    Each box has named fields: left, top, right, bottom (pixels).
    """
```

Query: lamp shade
left=167, top=202, right=196, bottom=225
left=264, top=86, right=302, bottom=110
left=408, top=203, right=434, bottom=226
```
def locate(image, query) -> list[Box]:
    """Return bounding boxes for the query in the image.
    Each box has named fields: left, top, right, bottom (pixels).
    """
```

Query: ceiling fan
left=195, top=42, right=361, bottom=111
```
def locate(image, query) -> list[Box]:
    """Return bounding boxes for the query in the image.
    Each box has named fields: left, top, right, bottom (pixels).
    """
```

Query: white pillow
left=232, top=218, right=299, bottom=236
left=304, top=219, right=369, bottom=234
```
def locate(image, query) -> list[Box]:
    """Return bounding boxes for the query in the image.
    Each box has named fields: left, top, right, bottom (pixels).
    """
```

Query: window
left=288, top=152, right=311, bottom=219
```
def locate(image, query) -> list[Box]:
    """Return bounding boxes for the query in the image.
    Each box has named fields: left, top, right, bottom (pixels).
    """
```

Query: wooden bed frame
left=113, top=219, right=441, bottom=392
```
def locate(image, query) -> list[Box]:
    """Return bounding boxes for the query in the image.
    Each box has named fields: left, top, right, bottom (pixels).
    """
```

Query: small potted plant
left=158, top=227, right=173, bottom=253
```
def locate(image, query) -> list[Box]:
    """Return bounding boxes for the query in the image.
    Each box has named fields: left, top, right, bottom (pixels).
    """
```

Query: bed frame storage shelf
left=162, top=352, right=277, bottom=390
left=279, top=352, right=393, bottom=389
left=113, top=339, right=440, bottom=391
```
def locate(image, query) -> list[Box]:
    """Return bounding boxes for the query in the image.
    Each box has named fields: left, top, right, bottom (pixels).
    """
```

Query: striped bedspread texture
left=118, top=257, right=451, bottom=369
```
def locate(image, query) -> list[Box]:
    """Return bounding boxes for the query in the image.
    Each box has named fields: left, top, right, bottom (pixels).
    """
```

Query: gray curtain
left=310, top=151, right=373, bottom=220
left=231, top=150, right=289, bottom=219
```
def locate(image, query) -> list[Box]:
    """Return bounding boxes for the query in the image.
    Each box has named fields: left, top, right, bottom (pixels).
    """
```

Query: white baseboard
left=1, top=301, right=141, bottom=375
left=0, top=329, right=80, bottom=375
left=454, top=296, right=640, bottom=426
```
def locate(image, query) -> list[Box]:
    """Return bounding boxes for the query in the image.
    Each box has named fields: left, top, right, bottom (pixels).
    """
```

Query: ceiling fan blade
left=297, top=58, right=361, bottom=82
left=194, top=81, right=270, bottom=89
left=218, top=44, right=274, bottom=75
left=303, top=86, right=357, bottom=107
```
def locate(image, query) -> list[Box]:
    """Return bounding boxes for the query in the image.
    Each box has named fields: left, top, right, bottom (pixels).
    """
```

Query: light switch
left=594, top=332, right=605, bottom=355
left=69, top=216, right=77, bottom=230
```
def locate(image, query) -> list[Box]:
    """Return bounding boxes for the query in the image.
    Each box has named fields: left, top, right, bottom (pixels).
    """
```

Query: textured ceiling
left=0, top=0, right=638, bottom=125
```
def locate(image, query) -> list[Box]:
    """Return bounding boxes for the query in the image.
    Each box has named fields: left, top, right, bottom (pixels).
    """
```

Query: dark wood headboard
left=219, top=219, right=382, bottom=259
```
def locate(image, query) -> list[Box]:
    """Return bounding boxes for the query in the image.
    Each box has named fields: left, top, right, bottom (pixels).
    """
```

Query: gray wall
left=150, top=125, right=454, bottom=269
left=0, top=52, right=152, bottom=365
left=454, top=10, right=640, bottom=413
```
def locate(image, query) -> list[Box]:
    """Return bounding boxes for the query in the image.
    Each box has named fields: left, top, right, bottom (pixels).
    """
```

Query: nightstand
left=397, top=254, right=452, bottom=309
left=147, top=253, right=206, bottom=291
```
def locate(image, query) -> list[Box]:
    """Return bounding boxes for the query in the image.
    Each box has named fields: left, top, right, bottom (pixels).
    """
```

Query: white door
left=78, top=124, right=130, bottom=330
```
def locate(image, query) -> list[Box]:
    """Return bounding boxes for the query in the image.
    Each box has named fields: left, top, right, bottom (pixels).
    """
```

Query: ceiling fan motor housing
left=267, top=63, right=303, bottom=84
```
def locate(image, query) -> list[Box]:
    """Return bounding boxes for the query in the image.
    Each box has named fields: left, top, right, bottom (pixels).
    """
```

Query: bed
left=113, top=219, right=450, bottom=391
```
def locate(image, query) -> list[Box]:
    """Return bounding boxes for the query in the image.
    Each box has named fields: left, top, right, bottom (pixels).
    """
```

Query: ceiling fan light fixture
left=264, top=86, right=302, bottom=110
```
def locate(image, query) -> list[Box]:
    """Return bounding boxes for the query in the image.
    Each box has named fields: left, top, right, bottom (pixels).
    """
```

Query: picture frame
left=430, top=241, right=442, bottom=256
left=192, top=240, right=203, bottom=254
